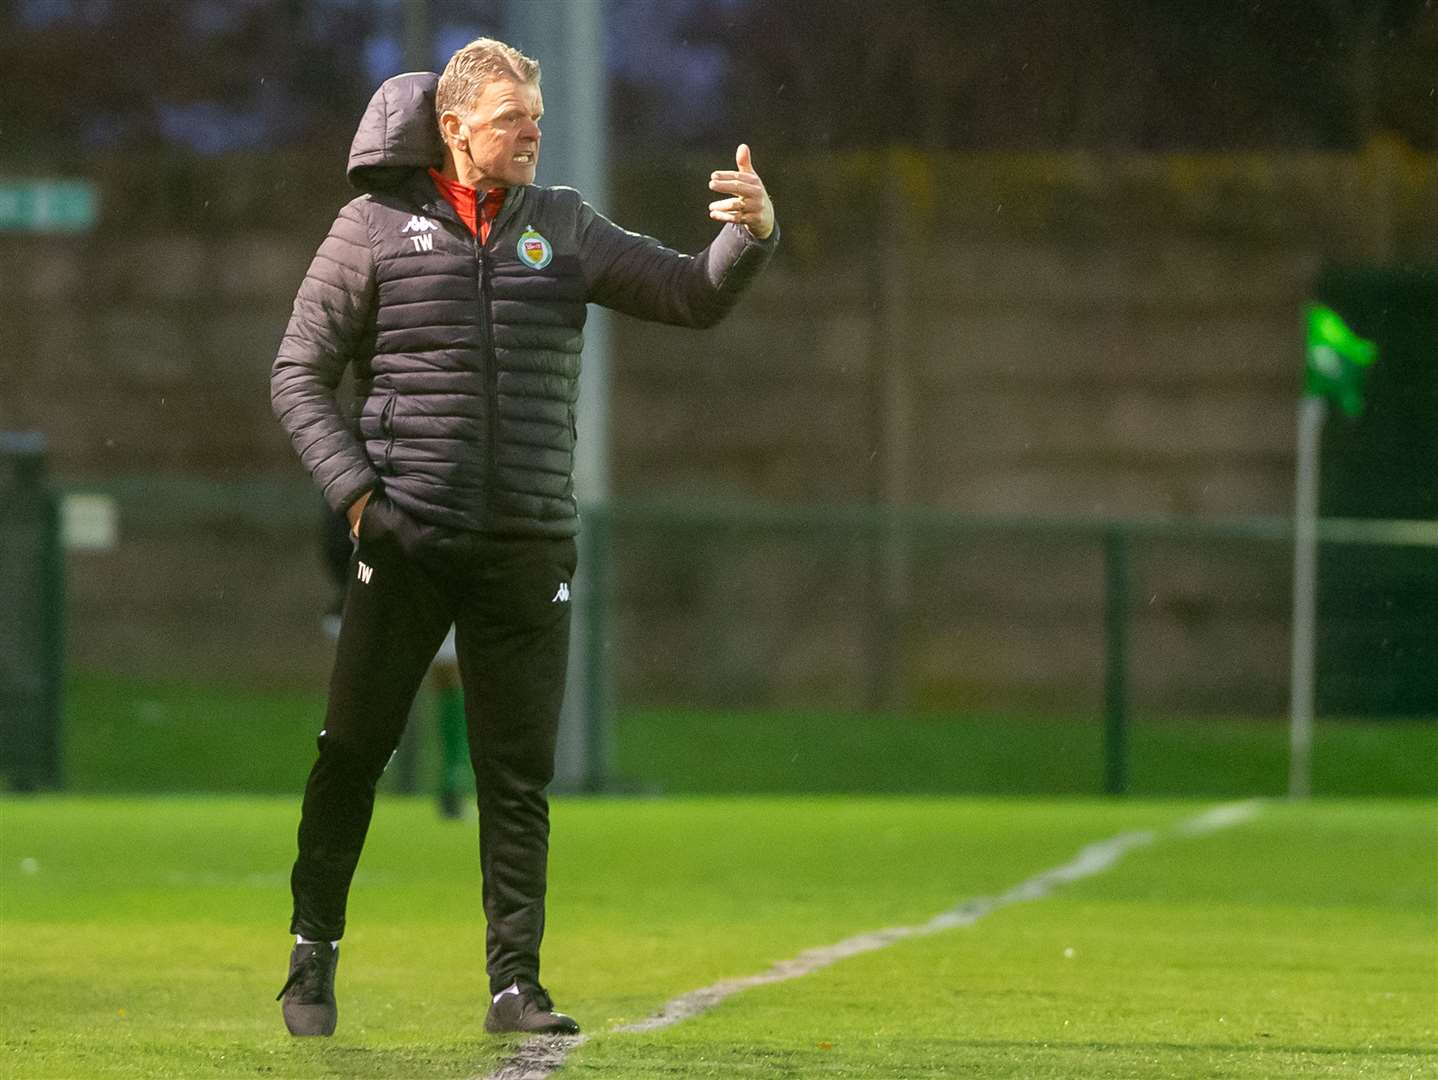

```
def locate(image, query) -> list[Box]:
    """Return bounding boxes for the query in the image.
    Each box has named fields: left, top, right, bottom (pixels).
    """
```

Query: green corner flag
left=1304, top=303, right=1378, bottom=417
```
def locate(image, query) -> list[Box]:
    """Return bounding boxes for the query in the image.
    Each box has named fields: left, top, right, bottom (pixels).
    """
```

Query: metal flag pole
left=1288, top=393, right=1326, bottom=800
left=1288, top=302, right=1378, bottom=800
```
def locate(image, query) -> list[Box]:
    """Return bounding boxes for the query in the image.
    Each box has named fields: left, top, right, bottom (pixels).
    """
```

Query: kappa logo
left=551, top=582, right=570, bottom=603
left=357, top=561, right=375, bottom=585
left=402, top=215, right=438, bottom=252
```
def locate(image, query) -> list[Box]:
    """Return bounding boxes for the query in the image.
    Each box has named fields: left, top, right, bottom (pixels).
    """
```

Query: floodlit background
left=2, top=0, right=1435, bottom=799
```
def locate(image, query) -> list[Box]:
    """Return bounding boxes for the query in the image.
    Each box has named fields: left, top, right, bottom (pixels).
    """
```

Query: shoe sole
left=283, top=1002, right=337, bottom=1037
left=484, top=1016, right=580, bottom=1036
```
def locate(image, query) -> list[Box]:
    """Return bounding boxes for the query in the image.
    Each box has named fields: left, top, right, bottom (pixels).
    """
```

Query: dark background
left=5, top=0, right=1437, bottom=160
left=2, top=0, right=1434, bottom=734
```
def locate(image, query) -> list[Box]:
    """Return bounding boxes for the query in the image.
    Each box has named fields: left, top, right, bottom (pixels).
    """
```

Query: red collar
left=427, top=168, right=505, bottom=239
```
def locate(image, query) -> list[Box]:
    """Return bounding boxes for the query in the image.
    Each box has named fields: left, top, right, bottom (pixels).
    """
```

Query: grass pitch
left=60, top=672, right=1438, bottom=797
left=2, top=795, right=1434, bottom=1078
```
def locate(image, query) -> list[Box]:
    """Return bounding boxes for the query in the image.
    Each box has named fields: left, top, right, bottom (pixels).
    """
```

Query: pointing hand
left=708, top=143, right=775, bottom=240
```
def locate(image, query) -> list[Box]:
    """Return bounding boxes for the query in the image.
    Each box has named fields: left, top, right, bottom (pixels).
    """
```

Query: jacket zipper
left=476, top=231, right=499, bottom=510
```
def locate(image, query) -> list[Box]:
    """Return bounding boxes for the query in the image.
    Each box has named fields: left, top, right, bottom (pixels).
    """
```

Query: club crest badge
left=517, top=226, right=553, bottom=270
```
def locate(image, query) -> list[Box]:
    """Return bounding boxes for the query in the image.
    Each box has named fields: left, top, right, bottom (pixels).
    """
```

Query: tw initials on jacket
left=357, top=561, right=375, bottom=585
left=402, top=215, right=438, bottom=252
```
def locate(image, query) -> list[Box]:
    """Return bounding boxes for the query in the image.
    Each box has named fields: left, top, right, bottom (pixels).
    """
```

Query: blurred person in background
left=271, top=37, right=776, bottom=1037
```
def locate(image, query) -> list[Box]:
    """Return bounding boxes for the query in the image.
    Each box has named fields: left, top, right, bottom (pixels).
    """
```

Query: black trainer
left=484, top=984, right=580, bottom=1035
left=276, top=942, right=339, bottom=1036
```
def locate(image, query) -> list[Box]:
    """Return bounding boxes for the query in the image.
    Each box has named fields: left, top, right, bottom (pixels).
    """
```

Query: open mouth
left=513, top=152, right=535, bottom=164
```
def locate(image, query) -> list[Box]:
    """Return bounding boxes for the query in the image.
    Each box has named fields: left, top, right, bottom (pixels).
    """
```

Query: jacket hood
left=347, top=72, right=445, bottom=191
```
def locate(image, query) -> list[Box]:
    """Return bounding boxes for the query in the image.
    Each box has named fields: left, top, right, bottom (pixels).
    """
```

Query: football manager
left=271, top=37, right=776, bottom=1037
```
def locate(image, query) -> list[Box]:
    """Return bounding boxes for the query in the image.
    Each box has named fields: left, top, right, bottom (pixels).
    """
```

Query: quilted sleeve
left=271, top=200, right=379, bottom=513
left=575, top=196, right=778, bottom=329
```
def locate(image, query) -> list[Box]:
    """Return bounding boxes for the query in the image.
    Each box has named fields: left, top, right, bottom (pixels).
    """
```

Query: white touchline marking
left=1174, top=798, right=1264, bottom=837
left=474, top=800, right=1265, bottom=1080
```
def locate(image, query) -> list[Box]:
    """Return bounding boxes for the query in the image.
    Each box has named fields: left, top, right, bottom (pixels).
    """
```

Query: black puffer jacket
left=272, top=72, right=777, bottom=536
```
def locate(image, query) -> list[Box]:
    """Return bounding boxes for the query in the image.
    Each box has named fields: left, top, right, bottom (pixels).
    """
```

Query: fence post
left=0, top=433, right=65, bottom=791
left=1103, top=528, right=1130, bottom=796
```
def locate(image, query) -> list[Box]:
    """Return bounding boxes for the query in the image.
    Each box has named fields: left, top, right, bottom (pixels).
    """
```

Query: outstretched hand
left=708, top=144, right=775, bottom=240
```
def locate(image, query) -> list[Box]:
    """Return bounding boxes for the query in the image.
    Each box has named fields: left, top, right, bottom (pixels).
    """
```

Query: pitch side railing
left=13, top=471, right=1436, bottom=795
left=573, top=499, right=1438, bottom=795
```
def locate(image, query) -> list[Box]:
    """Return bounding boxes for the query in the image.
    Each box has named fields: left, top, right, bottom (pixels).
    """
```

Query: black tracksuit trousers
left=288, top=492, right=576, bottom=994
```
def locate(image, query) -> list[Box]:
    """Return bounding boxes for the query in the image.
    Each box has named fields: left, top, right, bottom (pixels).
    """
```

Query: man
left=271, top=38, right=776, bottom=1038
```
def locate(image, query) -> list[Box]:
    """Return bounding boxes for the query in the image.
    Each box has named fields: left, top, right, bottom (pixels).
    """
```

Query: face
left=445, top=77, right=543, bottom=189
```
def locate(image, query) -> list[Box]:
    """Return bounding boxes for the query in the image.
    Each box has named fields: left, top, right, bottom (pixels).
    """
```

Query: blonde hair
left=435, top=37, right=540, bottom=126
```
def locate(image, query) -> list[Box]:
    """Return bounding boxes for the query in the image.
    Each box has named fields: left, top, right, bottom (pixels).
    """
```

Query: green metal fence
left=32, top=476, right=1438, bottom=796
left=578, top=499, right=1438, bottom=795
